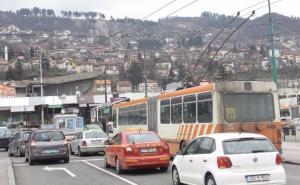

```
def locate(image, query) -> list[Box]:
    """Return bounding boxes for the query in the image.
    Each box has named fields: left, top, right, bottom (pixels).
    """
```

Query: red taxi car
left=104, top=131, right=170, bottom=173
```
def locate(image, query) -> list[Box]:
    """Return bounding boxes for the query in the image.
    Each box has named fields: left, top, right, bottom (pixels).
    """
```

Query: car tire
left=25, top=151, right=29, bottom=162
left=160, top=166, right=168, bottom=172
left=17, top=147, right=23, bottom=157
left=78, top=147, right=84, bottom=157
left=28, top=154, right=34, bottom=165
left=64, top=157, right=69, bottom=163
left=115, top=158, right=123, bottom=174
left=104, top=155, right=110, bottom=168
left=172, top=167, right=182, bottom=185
left=8, top=147, right=13, bottom=157
left=205, top=174, right=217, bottom=185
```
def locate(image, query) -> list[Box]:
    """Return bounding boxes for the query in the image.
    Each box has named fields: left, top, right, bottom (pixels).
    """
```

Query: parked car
left=0, top=129, right=13, bottom=151
left=25, top=129, right=69, bottom=165
left=171, top=133, right=286, bottom=185
left=70, top=130, right=108, bottom=156
left=104, top=131, right=170, bottom=174
left=85, top=124, right=102, bottom=130
left=8, top=129, right=32, bottom=157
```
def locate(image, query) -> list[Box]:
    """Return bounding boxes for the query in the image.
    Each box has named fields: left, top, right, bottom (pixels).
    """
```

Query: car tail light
left=217, top=156, right=232, bottom=169
left=276, top=154, right=282, bottom=165
left=30, top=140, right=37, bottom=147
left=81, top=140, right=87, bottom=147
left=125, top=146, right=132, bottom=153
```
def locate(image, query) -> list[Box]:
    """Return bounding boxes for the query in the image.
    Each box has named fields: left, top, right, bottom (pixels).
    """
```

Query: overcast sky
left=0, top=0, right=297, bottom=21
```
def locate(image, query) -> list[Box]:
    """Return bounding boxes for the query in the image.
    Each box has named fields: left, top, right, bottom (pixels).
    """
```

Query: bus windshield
left=224, top=93, right=275, bottom=123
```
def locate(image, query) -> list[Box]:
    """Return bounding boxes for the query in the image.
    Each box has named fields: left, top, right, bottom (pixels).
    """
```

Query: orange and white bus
left=112, top=81, right=282, bottom=155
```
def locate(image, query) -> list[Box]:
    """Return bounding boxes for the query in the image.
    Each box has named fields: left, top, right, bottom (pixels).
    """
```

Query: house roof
left=95, top=80, right=111, bottom=85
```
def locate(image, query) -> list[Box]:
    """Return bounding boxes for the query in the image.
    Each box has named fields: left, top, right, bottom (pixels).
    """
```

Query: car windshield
left=86, top=124, right=101, bottom=129
left=23, top=132, right=31, bottom=140
left=0, top=129, right=6, bottom=137
left=126, top=133, right=161, bottom=144
left=85, top=131, right=107, bottom=139
left=34, top=131, right=64, bottom=141
left=222, top=137, right=276, bottom=154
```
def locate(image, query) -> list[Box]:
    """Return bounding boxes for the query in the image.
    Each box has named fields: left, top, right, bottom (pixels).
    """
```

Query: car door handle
left=203, top=159, right=207, bottom=162
left=189, top=159, right=193, bottom=162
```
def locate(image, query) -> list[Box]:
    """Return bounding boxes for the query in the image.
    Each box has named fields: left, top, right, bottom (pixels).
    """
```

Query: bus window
left=66, top=118, right=75, bottom=129
left=198, top=93, right=212, bottom=123
left=224, top=93, right=275, bottom=123
left=76, top=117, right=84, bottom=129
left=58, top=118, right=65, bottom=129
left=171, top=97, right=182, bottom=124
left=119, top=108, right=128, bottom=125
left=113, top=109, right=117, bottom=128
left=140, top=103, right=147, bottom=125
left=160, top=99, right=170, bottom=124
left=133, top=105, right=140, bottom=125
left=183, top=95, right=196, bottom=123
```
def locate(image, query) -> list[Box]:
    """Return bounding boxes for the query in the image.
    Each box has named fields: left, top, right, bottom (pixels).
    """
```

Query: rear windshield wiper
left=251, top=150, right=269, bottom=153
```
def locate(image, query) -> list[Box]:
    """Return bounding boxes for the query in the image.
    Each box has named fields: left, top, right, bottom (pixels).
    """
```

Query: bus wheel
left=179, top=140, right=187, bottom=151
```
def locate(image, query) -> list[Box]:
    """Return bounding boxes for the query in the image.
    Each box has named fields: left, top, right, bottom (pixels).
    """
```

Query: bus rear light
left=276, top=154, right=282, bottom=165
left=217, top=156, right=232, bottom=169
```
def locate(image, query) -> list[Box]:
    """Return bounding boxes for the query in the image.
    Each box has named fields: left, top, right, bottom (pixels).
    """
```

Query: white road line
left=12, top=160, right=26, bottom=163
left=43, top=166, right=76, bottom=177
left=13, top=164, right=28, bottom=167
left=83, top=161, right=138, bottom=185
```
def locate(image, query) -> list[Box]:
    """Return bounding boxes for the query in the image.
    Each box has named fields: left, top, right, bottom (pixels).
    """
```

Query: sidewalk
left=0, top=157, right=15, bottom=185
left=282, top=141, right=300, bottom=165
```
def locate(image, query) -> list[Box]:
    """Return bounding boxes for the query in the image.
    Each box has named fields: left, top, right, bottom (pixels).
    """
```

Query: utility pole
left=268, top=0, right=277, bottom=83
left=104, top=67, right=107, bottom=103
left=40, top=48, right=45, bottom=125
left=143, top=48, right=148, bottom=97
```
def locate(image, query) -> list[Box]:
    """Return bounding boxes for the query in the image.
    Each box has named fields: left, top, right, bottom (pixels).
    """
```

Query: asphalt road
left=0, top=150, right=298, bottom=185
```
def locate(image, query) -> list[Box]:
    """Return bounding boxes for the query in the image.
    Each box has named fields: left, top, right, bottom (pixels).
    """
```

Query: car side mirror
left=24, top=139, right=29, bottom=143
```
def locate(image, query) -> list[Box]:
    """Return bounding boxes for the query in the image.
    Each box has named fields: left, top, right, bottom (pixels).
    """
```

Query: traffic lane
left=284, top=164, right=300, bottom=185
left=88, top=160, right=173, bottom=185
left=13, top=157, right=130, bottom=185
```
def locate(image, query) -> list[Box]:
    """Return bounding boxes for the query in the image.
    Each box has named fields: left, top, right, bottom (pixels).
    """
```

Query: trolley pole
left=144, top=48, right=148, bottom=97
left=40, top=48, right=45, bottom=125
left=268, top=0, right=277, bottom=83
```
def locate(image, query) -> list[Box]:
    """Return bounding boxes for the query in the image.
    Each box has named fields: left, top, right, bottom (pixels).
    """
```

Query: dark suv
left=25, top=130, right=69, bottom=165
left=8, top=129, right=32, bottom=157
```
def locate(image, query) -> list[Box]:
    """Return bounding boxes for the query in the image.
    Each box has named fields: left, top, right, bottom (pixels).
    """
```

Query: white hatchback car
left=171, top=133, right=286, bottom=185
left=70, top=130, right=108, bottom=156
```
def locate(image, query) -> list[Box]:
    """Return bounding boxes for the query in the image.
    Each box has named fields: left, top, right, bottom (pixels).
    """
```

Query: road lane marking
left=43, top=166, right=76, bottom=177
left=13, top=158, right=103, bottom=167
left=13, top=164, right=28, bottom=167
left=83, top=161, right=138, bottom=185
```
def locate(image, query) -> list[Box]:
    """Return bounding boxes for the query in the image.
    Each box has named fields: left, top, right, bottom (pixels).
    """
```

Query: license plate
left=43, top=150, right=58, bottom=154
left=92, top=140, right=102, bottom=144
left=245, top=174, right=270, bottom=183
left=140, top=148, right=157, bottom=153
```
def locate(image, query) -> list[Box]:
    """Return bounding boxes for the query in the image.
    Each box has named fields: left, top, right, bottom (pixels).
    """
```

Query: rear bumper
left=31, top=150, right=69, bottom=160
left=81, top=146, right=105, bottom=153
left=214, top=167, right=286, bottom=185
left=121, top=155, right=170, bottom=169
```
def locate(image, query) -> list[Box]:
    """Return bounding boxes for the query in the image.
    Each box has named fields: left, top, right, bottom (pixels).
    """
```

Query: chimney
left=4, top=46, right=8, bottom=61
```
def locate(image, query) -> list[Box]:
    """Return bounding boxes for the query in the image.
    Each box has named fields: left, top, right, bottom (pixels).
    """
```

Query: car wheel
left=64, top=157, right=69, bottom=163
left=17, top=148, right=22, bottom=157
left=160, top=166, right=168, bottom=172
left=28, top=153, right=34, bottom=165
left=205, top=175, right=217, bottom=185
left=25, top=151, right=28, bottom=162
left=8, top=147, right=13, bottom=157
left=78, top=147, right=83, bottom=157
left=172, top=167, right=181, bottom=185
left=70, top=147, right=74, bottom=155
left=104, top=155, right=110, bottom=168
left=115, top=158, right=123, bottom=174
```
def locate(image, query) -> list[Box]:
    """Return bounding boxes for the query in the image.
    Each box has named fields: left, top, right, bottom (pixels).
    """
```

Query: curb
left=7, top=158, right=16, bottom=185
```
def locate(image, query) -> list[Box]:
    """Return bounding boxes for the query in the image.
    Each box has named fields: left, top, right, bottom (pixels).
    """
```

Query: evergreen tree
left=5, top=66, right=14, bottom=80
left=15, top=60, right=23, bottom=80
left=128, top=62, right=143, bottom=88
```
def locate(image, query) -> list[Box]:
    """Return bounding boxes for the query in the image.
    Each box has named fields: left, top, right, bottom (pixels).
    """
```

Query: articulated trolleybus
left=112, top=81, right=282, bottom=155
